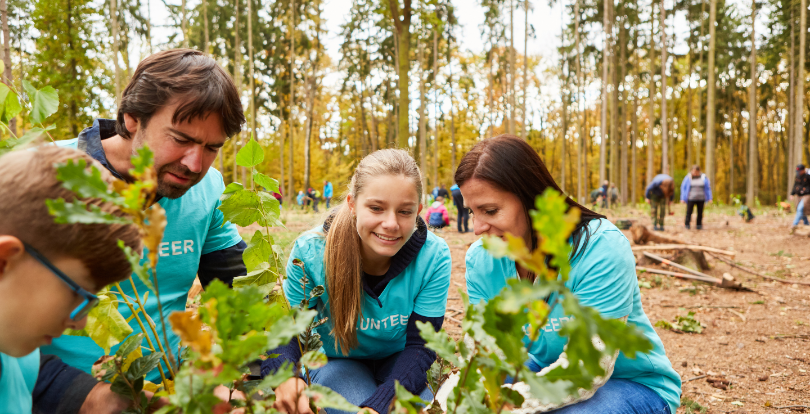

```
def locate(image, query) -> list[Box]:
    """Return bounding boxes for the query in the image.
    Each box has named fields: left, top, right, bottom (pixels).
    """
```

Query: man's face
left=127, top=101, right=228, bottom=199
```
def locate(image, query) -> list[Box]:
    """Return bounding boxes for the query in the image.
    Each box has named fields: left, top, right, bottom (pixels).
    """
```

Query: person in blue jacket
left=324, top=180, right=334, bottom=209
left=680, top=165, right=713, bottom=230
left=645, top=174, right=675, bottom=231
left=0, top=146, right=142, bottom=414
left=456, top=135, right=681, bottom=414
left=262, top=149, right=451, bottom=414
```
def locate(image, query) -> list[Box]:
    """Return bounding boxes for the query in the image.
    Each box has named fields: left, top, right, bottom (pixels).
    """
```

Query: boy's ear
left=0, top=236, right=25, bottom=280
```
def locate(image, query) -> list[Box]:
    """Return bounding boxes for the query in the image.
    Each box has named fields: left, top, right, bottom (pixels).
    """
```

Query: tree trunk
left=389, top=0, right=412, bottom=148
left=432, top=29, right=439, bottom=187
left=746, top=0, right=757, bottom=205
left=620, top=25, right=628, bottom=205
left=522, top=0, right=529, bottom=140
left=418, top=43, right=427, bottom=194
left=234, top=0, right=245, bottom=185
left=0, top=0, right=14, bottom=134
left=288, top=0, right=295, bottom=198
left=509, top=0, right=516, bottom=135
left=686, top=32, right=693, bottom=169
left=788, top=3, right=796, bottom=198
left=447, top=30, right=457, bottom=173
left=111, top=0, right=120, bottom=107
left=660, top=0, right=668, bottom=174
left=203, top=0, right=209, bottom=53
left=488, top=51, right=494, bottom=138
left=182, top=0, right=188, bottom=48
left=279, top=120, right=285, bottom=196
left=600, top=0, right=611, bottom=184
left=146, top=0, right=152, bottom=53
left=632, top=31, right=639, bottom=204
left=304, top=4, right=322, bottom=191
left=247, top=0, right=255, bottom=189
left=609, top=12, right=619, bottom=194
left=647, top=1, right=656, bottom=183
left=575, top=0, right=583, bottom=202
left=696, top=0, right=705, bottom=168
left=795, top=0, right=807, bottom=171
left=706, top=0, right=717, bottom=188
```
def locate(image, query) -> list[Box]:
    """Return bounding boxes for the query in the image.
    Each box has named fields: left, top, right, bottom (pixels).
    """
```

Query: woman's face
left=459, top=178, right=531, bottom=247
left=347, top=174, right=422, bottom=271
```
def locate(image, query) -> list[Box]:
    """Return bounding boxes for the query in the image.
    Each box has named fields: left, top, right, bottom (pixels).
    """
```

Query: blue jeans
left=308, top=352, right=434, bottom=414
left=514, top=361, right=669, bottom=414
left=793, top=199, right=809, bottom=226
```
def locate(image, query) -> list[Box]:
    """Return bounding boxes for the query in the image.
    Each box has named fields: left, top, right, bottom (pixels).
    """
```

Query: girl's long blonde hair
left=324, top=149, right=422, bottom=355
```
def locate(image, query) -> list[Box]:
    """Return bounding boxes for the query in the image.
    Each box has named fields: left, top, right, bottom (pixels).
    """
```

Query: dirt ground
left=433, top=203, right=810, bottom=414
left=235, top=203, right=809, bottom=413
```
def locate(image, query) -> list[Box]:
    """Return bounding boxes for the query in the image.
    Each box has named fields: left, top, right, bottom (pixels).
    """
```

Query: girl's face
left=348, top=175, right=422, bottom=272
left=460, top=178, right=532, bottom=247
left=0, top=237, right=93, bottom=357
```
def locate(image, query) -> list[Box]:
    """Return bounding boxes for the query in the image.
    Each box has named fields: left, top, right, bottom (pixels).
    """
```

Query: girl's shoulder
left=291, top=226, right=327, bottom=255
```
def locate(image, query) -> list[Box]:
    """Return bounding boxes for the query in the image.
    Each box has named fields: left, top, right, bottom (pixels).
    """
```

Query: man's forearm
left=33, top=354, right=98, bottom=414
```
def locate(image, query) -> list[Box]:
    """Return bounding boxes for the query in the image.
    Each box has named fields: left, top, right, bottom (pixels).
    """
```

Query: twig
left=768, top=406, right=810, bottom=410
left=707, top=252, right=810, bottom=286
left=726, top=308, right=746, bottom=322
left=686, top=305, right=740, bottom=309
left=683, top=374, right=708, bottom=382
left=632, top=244, right=736, bottom=257
left=127, top=278, right=176, bottom=378
left=637, top=266, right=719, bottom=284
left=452, top=281, right=464, bottom=288
left=643, top=252, right=718, bottom=281
left=445, top=316, right=462, bottom=324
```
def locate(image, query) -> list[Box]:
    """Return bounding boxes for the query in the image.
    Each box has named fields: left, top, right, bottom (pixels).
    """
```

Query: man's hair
left=0, top=146, right=141, bottom=287
left=115, top=49, right=245, bottom=139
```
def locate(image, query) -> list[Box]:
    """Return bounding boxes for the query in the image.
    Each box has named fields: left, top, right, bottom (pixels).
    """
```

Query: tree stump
left=629, top=224, right=685, bottom=245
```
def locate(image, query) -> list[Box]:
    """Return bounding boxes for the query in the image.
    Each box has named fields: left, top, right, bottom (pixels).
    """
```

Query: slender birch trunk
left=706, top=0, right=717, bottom=187
left=600, top=0, right=611, bottom=184
left=575, top=0, right=583, bottom=202
left=795, top=0, right=806, bottom=171
left=660, top=0, right=668, bottom=174
left=1, top=0, right=15, bottom=134
left=522, top=0, right=529, bottom=140
left=746, top=0, right=757, bottom=205
left=288, top=0, right=295, bottom=198
left=647, top=0, right=656, bottom=183
left=111, top=0, right=120, bottom=107
left=418, top=43, right=427, bottom=193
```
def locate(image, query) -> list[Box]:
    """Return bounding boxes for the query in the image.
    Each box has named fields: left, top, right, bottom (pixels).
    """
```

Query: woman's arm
left=360, top=313, right=443, bottom=414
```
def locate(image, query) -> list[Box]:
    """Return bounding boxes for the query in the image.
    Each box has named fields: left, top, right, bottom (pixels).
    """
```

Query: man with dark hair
left=39, top=49, right=248, bottom=413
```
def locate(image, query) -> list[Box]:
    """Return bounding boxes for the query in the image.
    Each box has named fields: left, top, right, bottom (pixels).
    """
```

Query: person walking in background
left=600, top=180, right=610, bottom=208
left=323, top=180, right=333, bottom=209
left=425, top=196, right=450, bottom=231
left=609, top=183, right=619, bottom=206
left=451, top=184, right=468, bottom=233
left=437, top=183, right=450, bottom=200
left=680, top=165, right=713, bottom=230
left=297, top=190, right=305, bottom=210
left=645, top=174, right=675, bottom=231
left=791, top=164, right=810, bottom=231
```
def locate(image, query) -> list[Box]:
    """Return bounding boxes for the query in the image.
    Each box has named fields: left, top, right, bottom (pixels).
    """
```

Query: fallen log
left=706, top=252, right=810, bottom=287
left=631, top=244, right=736, bottom=257
left=639, top=252, right=749, bottom=290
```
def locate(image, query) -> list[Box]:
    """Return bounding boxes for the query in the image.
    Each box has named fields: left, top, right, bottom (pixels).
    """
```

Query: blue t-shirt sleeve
left=465, top=247, right=487, bottom=305
left=568, top=227, right=635, bottom=319
left=202, top=170, right=244, bottom=255
left=412, top=239, right=451, bottom=318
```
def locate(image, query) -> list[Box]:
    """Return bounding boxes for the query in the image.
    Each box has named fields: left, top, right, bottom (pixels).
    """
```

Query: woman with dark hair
left=456, top=135, right=681, bottom=414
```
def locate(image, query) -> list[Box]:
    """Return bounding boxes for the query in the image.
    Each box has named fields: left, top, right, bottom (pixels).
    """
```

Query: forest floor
left=240, top=202, right=810, bottom=413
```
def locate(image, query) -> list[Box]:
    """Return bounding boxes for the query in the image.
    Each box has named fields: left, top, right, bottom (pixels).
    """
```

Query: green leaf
left=300, top=350, right=328, bottom=369
left=129, top=146, right=155, bottom=176
left=118, top=242, right=153, bottom=292
left=305, top=384, right=360, bottom=412
left=23, top=80, right=59, bottom=125
left=253, top=173, right=279, bottom=193
left=222, top=182, right=243, bottom=195
left=417, top=322, right=457, bottom=362
left=235, top=137, right=263, bottom=168
left=55, top=159, right=122, bottom=204
left=242, top=230, right=273, bottom=272
left=0, top=83, right=21, bottom=123
left=520, top=372, right=573, bottom=405
left=126, top=351, right=164, bottom=380
left=232, top=263, right=278, bottom=288
left=46, top=198, right=128, bottom=225
left=83, top=290, right=133, bottom=354
left=11, top=125, right=56, bottom=148
left=217, top=189, right=262, bottom=227
left=116, top=333, right=144, bottom=358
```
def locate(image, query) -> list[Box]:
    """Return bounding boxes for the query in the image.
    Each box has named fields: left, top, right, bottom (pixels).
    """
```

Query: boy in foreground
left=0, top=146, right=141, bottom=413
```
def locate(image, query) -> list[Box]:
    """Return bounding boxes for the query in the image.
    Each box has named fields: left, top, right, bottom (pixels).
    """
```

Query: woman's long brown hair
left=324, top=149, right=422, bottom=355
left=454, top=135, right=605, bottom=261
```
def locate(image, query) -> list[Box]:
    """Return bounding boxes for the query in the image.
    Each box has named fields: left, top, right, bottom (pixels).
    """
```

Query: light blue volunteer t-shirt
left=43, top=139, right=243, bottom=382
left=285, top=227, right=451, bottom=359
left=465, top=219, right=682, bottom=414
left=0, top=349, right=39, bottom=414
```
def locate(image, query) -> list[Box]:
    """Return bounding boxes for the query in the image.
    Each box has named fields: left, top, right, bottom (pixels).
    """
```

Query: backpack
left=429, top=211, right=445, bottom=227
